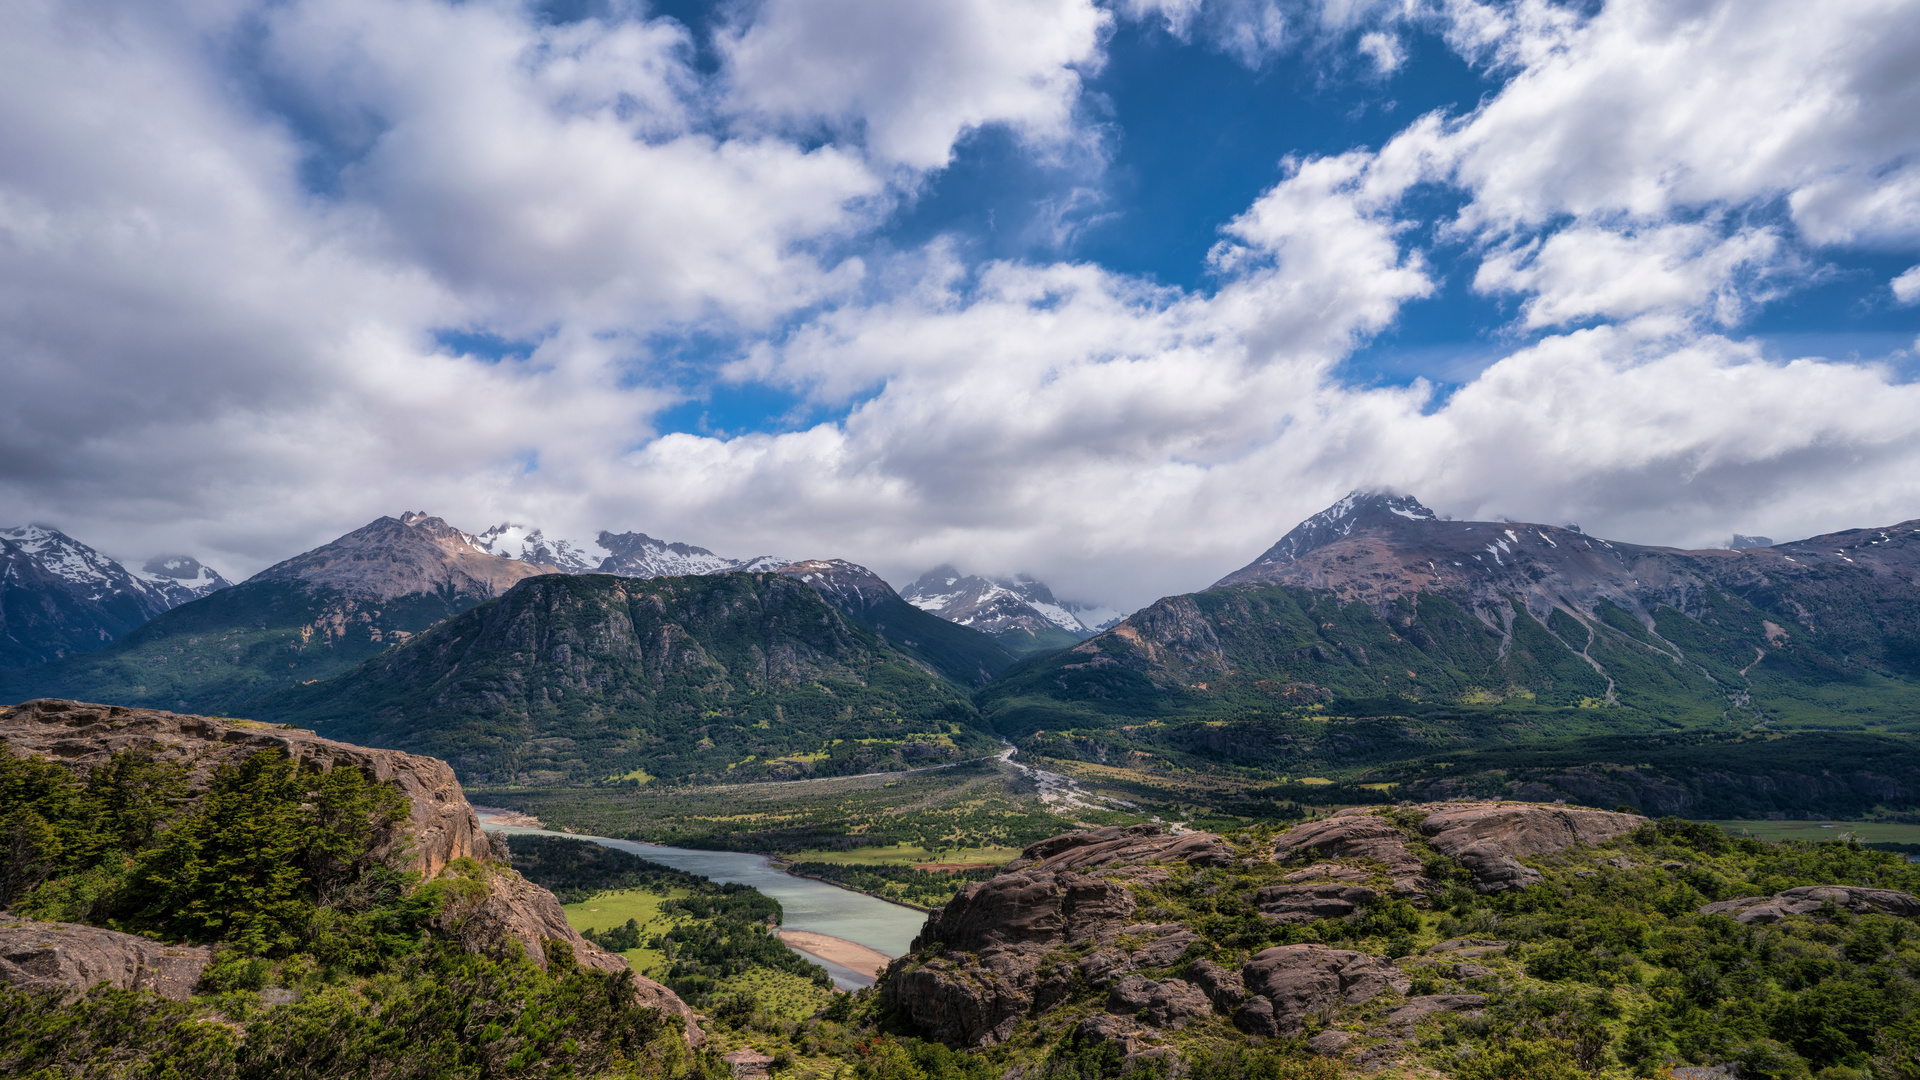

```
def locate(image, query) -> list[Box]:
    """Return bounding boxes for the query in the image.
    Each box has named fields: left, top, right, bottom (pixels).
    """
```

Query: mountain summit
left=1217, top=490, right=1437, bottom=579
left=901, top=566, right=1104, bottom=653
left=0, top=524, right=230, bottom=669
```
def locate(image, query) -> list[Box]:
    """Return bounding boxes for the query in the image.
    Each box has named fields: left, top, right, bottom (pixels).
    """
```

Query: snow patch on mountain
left=900, top=565, right=1105, bottom=641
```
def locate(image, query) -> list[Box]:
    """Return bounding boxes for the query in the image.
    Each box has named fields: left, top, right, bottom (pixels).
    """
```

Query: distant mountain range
left=900, top=566, right=1119, bottom=654
left=981, top=491, right=1920, bottom=772
left=0, top=524, right=230, bottom=669
left=8, top=493, right=1920, bottom=793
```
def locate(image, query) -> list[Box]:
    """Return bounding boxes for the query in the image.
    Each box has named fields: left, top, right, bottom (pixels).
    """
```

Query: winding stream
left=480, top=822, right=931, bottom=989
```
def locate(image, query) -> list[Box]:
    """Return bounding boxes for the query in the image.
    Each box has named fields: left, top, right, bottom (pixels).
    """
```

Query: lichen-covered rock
left=1272, top=811, right=1427, bottom=889
left=1418, top=803, right=1642, bottom=893
left=0, top=699, right=501, bottom=877
left=1383, top=994, right=1486, bottom=1026
left=1699, top=886, right=1920, bottom=924
left=1122, top=923, right=1202, bottom=967
left=0, top=915, right=211, bottom=1001
left=1185, top=959, right=1246, bottom=1012
left=1307, top=1030, right=1353, bottom=1056
left=1005, top=825, right=1237, bottom=873
left=1254, top=882, right=1379, bottom=923
left=1237, top=944, right=1409, bottom=1037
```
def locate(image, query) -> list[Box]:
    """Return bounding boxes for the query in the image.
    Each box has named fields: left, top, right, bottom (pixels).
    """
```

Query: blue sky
left=3, top=0, right=1920, bottom=607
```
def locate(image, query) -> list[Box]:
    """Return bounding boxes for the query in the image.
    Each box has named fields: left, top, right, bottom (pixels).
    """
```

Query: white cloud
left=1474, top=222, right=1789, bottom=330
left=1356, top=30, right=1404, bottom=72
left=721, top=0, right=1109, bottom=170
left=5, top=0, right=1920, bottom=621
left=1894, top=264, right=1920, bottom=305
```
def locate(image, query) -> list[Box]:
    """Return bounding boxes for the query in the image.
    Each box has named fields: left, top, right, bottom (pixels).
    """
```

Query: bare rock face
left=1185, top=958, right=1246, bottom=1013
left=0, top=915, right=211, bottom=1001
left=889, top=869, right=1138, bottom=1045
left=1271, top=810, right=1428, bottom=893
left=250, top=512, right=558, bottom=603
left=1418, top=803, right=1643, bottom=892
left=1108, top=975, right=1212, bottom=1028
left=0, top=699, right=501, bottom=877
left=1700, top=886, right=1920, bottom=924
left=1004, top=824, right=1237, bottom=873
left=1255, top=882, right=1379, bottom=923
left=1236, top=944, right=1409, bottom=1037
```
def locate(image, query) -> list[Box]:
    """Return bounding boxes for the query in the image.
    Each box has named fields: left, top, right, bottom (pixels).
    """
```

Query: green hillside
left=0, top=581, right=483, bottom=716
left=978, top=581, right=1920, bottom=777
left=257, top=572, right=1000, bottom=785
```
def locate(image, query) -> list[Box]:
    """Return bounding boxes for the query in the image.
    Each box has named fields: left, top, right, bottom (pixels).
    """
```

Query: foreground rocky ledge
left=883, top=802, right=1645, bottom=1051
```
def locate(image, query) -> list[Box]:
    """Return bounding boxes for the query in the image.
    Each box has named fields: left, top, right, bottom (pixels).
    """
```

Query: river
left=481, top=822, right=932, bottom=989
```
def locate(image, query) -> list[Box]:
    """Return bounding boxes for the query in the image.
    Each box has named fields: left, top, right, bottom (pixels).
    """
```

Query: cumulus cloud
left=3, top=0, right=1920, bottom=619
left=721, top=0, right=1109, bottom=170
left=1894, top=265, right=1920, bottom=305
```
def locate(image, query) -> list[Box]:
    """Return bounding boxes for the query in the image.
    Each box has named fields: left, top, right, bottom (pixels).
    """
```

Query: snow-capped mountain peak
left=471, top=523, right=606, bottom=574
left=900, top=565, right=1109, bottom=650
left=1240, top=490, right=1438, bottom=570
left=0, top=524, right=232, bottom=667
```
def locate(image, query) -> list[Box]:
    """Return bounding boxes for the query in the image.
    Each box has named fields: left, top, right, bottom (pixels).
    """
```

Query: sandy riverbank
left=776, top=930, right=894, bottom=979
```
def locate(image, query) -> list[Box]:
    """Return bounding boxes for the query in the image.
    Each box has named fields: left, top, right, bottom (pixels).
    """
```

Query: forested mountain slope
left=0, top=513, right=558, bottom=714
left=981, top=493, right=1920, bottom=768
left=257, top=571, right=1000, bottom=784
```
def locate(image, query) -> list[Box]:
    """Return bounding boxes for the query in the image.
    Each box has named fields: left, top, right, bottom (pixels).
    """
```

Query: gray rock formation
left=1272, top=803, right=1642, bottom=894
left=0, top=698, right=500, bottom=877
left=1236, top=944, right=1408, bottom=1037
left=0, top=915, right=211, bottom=1001
left=250, top=512, right=558, bottom=603
left=1699, top=886, right=1920, bottom=924
left=1004, top=824, right=1237, bottom=874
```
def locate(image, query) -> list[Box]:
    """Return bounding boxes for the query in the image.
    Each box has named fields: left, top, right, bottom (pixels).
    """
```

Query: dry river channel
left=478, top=820, right=929, bottom=989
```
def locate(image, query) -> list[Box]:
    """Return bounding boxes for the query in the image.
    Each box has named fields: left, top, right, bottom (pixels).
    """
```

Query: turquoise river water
left=480, top=822, right=932, bottom=989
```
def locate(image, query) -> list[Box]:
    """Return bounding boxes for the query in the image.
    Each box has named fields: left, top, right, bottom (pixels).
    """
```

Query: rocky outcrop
left=0, top=915, right=211, bottom=1001
left=1272, top=803, right=1642, bottom=894
left=888, top=869, right=1137, bottom=1045
left=1236, top=944, right=1408, bottom=1037
left=1004, top=824, right=1237, bottom=873
left=1700, top=886, right=1920, bottom=924
left=0, top=699, right=501, bottom=877
left=1107, top=974, right=1212, bottom=1028
left=1418, top=803, right=1643, bottom=891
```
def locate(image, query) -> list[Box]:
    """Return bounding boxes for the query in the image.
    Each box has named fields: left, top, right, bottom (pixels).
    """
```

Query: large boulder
left=1700, top=886, right=1920, bottom=924
left=0, top=914, right=211, bottom=1001
left=1236, top=944, right=1409, bottom=1037
left=0, top=699, right=500, bottom=877
left=1418, top=803, right=1644, bottom=892
left=1272, top=811, right=1427, bottom=889
left=888, top=869, right=1140, bottom=1045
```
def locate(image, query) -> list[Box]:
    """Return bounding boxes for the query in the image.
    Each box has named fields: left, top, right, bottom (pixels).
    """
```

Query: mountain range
left=0, top=524, right=230, bottom=669
left=980, top=491, right=1920, bottom=773
left=900, top=566, right=1118, bottom=654
left=6, top=491, right=1920, bottom=796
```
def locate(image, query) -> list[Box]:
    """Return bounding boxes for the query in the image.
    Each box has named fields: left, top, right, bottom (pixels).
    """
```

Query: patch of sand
left=776, top=930, right=893, bottom=978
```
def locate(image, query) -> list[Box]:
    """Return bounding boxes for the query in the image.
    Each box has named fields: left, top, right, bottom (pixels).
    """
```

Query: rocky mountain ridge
left=256, top=570, right=1000, bottom=784
left=0, top=525, right=230, bottom=669
left=901, top=566, right=1110, bottom=654
left=0, top=698, right=699, bottom=1041
left=981, top=491, right=1920, bottom=740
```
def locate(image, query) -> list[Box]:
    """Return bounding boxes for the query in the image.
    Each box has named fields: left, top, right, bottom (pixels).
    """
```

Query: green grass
left=561, top=887, right=686, bottom=980
left=1705, top=820, right=1920, bottom=844
left=723, top=968, right=836, bottom=1022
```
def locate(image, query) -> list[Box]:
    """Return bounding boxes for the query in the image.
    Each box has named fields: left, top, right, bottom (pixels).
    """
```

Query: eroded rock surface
left=1236, top=944, right=1409, bottom=1037
left=0, top=699, right=500, bottom=877
left=1418, top=803, right=1643, bottom=892
left=0, top=915, right=211, bottom=1001
left=1273, top=803, right=1643, bottom=894
left=1700, top=886, right=1920, bottom=924
left=1005, top=824, right=1237, bottom=873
